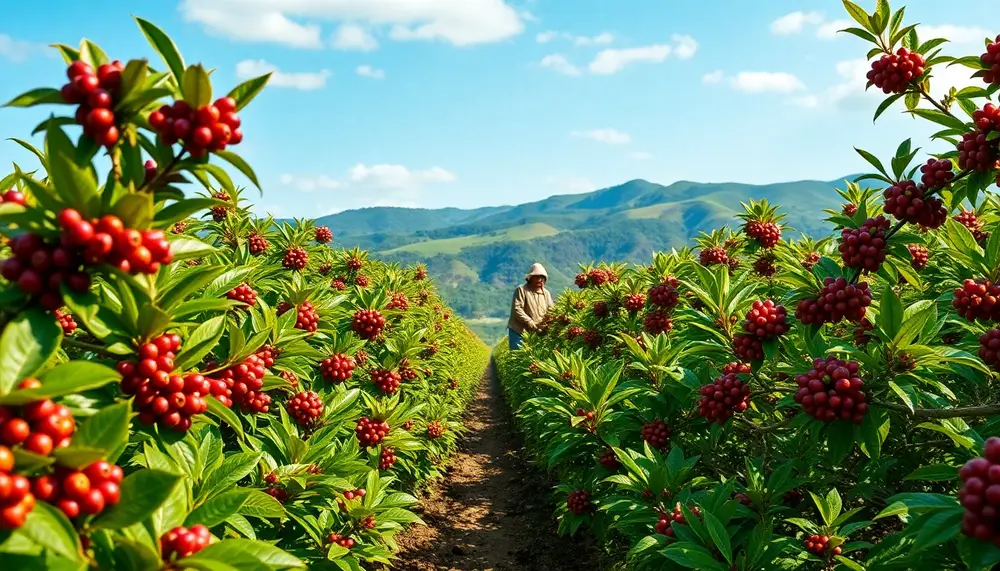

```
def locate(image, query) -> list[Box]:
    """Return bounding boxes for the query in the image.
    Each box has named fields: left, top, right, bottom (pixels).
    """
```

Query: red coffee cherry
left=919, top=158, right=955, bottom=189
left=954, top=279, right=1000, bottom=322
left=866, top=47, right=925, bottom=94
left=907, top=244, right=929, bottom=270
left=955, top=209, right=988, bottom=243
left=226, top=282, right=257, bottom=308
left=426, top=420, right=446, bottom=439
left=566, top=489, right=592, bottom=515
left=839, top=215, right=890, bottom=272
left=958, top=437, right=1000, bottom=546
left=647, top=284, right=679, bottom=309
left=388, top=292, right=409, bottom=311
left=379, top=446, right=396, bottom=470
left=794, top=356, right=869, bottom=423
left=352, top=309, right=386, bottom=340
left=355, top=417, right=390, bottom=447
left=320, top=353, right=355, bottom=383
left=643, top=310, right=673, bottom=336
left=641, top=419, right=670, bottom=450
left=314, top=226, right=333, bottom=244
left=371, top=369, right=402, bottom=395
left=282, top=247, right=308, bottom=270
left=699, top=247, right=729, bottom=267
left=247, top=232, right=269, bottom=255
left=160, top=524, right=212, bottom=561
left=745, top=220, right=782, bottom=248
left=698, top=373, right=751, bottom=424
left=285, top=391, right=324, bottom=427
left=655, top=503, right=700, bottom=537
left=882, top=180, right=946, bottom=227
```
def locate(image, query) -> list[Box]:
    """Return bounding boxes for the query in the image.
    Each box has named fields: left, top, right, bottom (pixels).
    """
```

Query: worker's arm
left=512, top=288, right=536, bottom=330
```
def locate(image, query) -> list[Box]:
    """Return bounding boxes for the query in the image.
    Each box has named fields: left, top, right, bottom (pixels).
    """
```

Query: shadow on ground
left=390, top=365, right=601, bottom=571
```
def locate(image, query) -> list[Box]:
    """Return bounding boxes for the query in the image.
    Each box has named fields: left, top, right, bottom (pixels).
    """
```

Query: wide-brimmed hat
left=525, top=263, right=548, bottom=280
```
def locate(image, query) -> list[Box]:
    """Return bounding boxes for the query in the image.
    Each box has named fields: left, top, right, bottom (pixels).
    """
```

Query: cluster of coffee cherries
left=388, top=292, right=409, bottom=311
left=414, top=266, right=428, bottom=281
left=591, top=300, right=610, bottom=318
left=643, top=310, right=673, bottom=336
left=907, top=244, right=929, bottom=270
left=882, top=180, right=947, bottom=228
left=320, top=353, right=355, bottom=383
left=118, top=335, right=209, bottom=431
left=293, top=301, right=319, bottom=332
left=699, top=247, right=729, bottom=267
left=327, top=532, right=356, bottom=549
left=282, top=247, right=308, bottom=271
left=624, top=293, right=646, bottom=313
left=867, top=47, right=925, bottom=94
left=745, top=219, right=781, bottom=248
left=566, top=325, right=584, bottom=340
left=210, top=191, right=232, bottom=222
left=583, top=329, right=602, bottom=350
left=55, top=309, right=77, bottom=335
left=427, top=420, right=446, bottom=440
left=793, top=356, right=869, bottom=423
left=803, top=534, right=841, bottom=556
left=1, top=232, right=91, bottom=310
left=371, top=369, right=402, bottom=395
left=959, top=104, right=1000, bottom=173
left=801, top=251, right=821, bottom=271
left=356, top=417, right=390, bottom=447
left=954, top=279, right=1000, bottom=322
left=353, top=309, right=386, bottom=340
left=1, top=382, right=75, bottom=455
left=655, top=503, right=700, bottom=537
left=641, top=419, right=670, bottom=450
left=919, top=158, right=955, bottom=189
left=839, top=215, right=890, bottom=272
left=314, top=226, right=333, bottom=244
left=854, top=319, right=875, bottom=347
left=60, top=60, right=124, bottom=147
left=795, top=277, right=873, bottom=325
left=648, top=283, right=679, bottom=309
left=208, top=353, right=270, bottom=414
left=598, top=448, right=620, bottom=470
left=248, top=232, right=269, bottom=255
left=566, top=490, right=592, bottom=515
left=956, top=209, right=988, bottom=242
left=161, top=524, right=213, bottom=561
left=733, top=300, right=789, bottom=361
left=62, top=209, right=172, bottom=274
left=753, top=254, right=777, bottom=278
left=979, top=329, right=1000, bottom=372
left=958, top=437, right=1000, bottom=546
left=33, top=460, right=123, bottom=518
left=330, top=276, right=346, bottom=290
left=698, top=373, right=751, bottom=424
left=148, top=97, right=243, bottom=158
left=379, top=446, right=397, bottom=470
left=354, top=273, right=370, bottom=288
left=0, top=446, right=34, bottom=529
left=574, top=268, right=616, bottom=289
left=285, top=391, right=323, bottom=427
left=226, top=282, right=257, bottom=308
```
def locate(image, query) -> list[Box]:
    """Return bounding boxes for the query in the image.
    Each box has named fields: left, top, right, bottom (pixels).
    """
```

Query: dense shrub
left=495, top=3, right=1000, bottom=569
left=0, top=18, right=488, bottom=570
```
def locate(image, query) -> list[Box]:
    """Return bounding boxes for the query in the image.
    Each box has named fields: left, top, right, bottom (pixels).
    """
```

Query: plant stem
left=63, top=338, right=117, bottom=358
left=918, top=85, right=954, bottom=117
left=139, top=148, right=187, bottom=193
left=874, top=400, right=1000, bottom=418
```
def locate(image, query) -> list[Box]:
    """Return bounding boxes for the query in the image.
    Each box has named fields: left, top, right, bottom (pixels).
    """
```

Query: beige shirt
left=507, top=283, right=554, bottom=333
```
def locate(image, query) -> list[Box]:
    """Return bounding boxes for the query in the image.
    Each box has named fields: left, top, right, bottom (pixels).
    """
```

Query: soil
left=391, top=363, right=601, bottom=571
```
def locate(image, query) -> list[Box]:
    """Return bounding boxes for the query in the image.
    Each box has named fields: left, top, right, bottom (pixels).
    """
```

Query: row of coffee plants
left=0, top=18, right=489, bottom=571
left=495, top=2, right=1000, bottom=569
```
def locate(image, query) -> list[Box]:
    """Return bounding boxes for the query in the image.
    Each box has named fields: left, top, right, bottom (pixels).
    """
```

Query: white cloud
left=179, top=0, right=524, bottom=48
left=235, top=60, right=331, bottom=90
left=630, top=151, right=652, bottom=160
left=816, top=19, right=852, bottom=39
left=702, top=70, right=724, bottom=84
left=729, top=71, right=805, bottom=93
left=574, top=32, right=615, bottom=46
left=571, top=129, right=631, bottom=145
left=920, top=25, right=991, bottom=44
left=536, top=30, right=558, bottom=43
left=0, top=34, right=43, bottom=62
left=672, top=34, right=698, bottom=59
left=538, top=54, right=581, bottom=76
left=356, top=65, right=385, bottom=79
left=348, top=164, right=456, bottom=187
left=279, top=174, right=343, bottom=192
left=770, top=11, right=824, bottom=35
left=331, top=23, right=378, bottom=51
left=589, top=44, right=671, bottom=74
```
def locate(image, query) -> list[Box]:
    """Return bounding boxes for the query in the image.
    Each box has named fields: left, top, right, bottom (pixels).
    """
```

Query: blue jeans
left=508, top=328, right=523, bottom=350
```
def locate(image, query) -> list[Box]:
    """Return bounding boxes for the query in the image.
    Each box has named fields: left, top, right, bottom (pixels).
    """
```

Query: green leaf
left=842, top=0, right=872, bottom=31
left=877, top=284, right=903, bottom=339
left=52, top=446, right=108, bottom=469
left=215, top=151, right=262, bottom=191
left=169, top=236, right=216, bottom=262
left=904, top=464, right=960, bottom=482
left=4, top=88, right=64, bottom=108
left=154, top=198, right=224, bottom=226
left=702, top=511, right=732, bottom=563
left=908, top=108, right=969, bottom=131
left=92, top=469, right=183, bottom=529
left=854, top=147, right=888, bottom=177
left=135, top=17, right=186, bottom=86
left=45, top=121, right=100, bottom=215
left=199, top=452, right=262, bottom=501
left=16, top=502, right=82, bottom=562
left=173, top=315, right=226, bottom=371
left=183, top=64, right=213, bottom=108
left=227, top=74, right=271, bottom=112
left=839, top=27, right=879, bottom=43
left=912, top=508, right=964, bottom=550
left=207, top=397, right=244, bottom=439
left=873, top=93, right=904, bottom=121
left=0, top=362, right=120, bottom=405
left=185, top=539, right=304, bottom=569
left=0, top=309, right=62, bottom=396
left=112, top=192, right=155, bottom=229
left=72, top=401, right=132, bottom=452
left=79, top=39, right=108, bottom=68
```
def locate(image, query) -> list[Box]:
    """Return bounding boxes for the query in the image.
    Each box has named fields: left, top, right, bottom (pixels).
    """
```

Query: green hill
left=322, top=176, right=859, bottom=341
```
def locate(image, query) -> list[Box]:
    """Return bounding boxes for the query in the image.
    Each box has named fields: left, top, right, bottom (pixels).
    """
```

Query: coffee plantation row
left=495, top=3, right=1000, bottom=569
left=0, top=17, right=490, bottom=571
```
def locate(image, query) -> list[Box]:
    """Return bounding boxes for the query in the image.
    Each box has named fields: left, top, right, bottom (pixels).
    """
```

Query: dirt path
left=392, top=363, right=601, bottom=571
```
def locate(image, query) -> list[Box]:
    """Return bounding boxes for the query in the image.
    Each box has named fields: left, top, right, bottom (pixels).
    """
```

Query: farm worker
left=507, top=263, right=554, bottom=350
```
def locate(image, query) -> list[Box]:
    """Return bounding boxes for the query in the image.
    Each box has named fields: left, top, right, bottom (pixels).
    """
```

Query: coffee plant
left=495, top=2, right=1000, bottom=569
left=0, top=17, right=489, bottom=571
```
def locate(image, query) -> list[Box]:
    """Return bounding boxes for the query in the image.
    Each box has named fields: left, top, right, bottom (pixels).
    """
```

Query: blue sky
left=0, top=0, right=995, bottom=218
